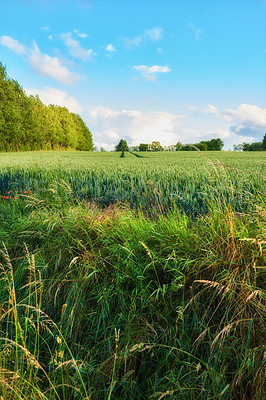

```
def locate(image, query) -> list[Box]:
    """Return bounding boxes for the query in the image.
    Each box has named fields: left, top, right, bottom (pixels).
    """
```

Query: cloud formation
left=146, top=27, right=163, bottom=41
left=221, top=104, right=266, bottom=137
left=74, top=29, right=88, bottom=38
left=106, top=43, right=116, bottom=58
left=60, top=32, right=94, bottom=61
left=222, top=104, right=266, bottom=127
left=86, top=106, right=184, bottom=150
left=123, top=35, right=142, bottom=50
left=203, top=104, right=218, bottom=115
left=25, top=87, right=83, bottom=114
left=30, top=42, right=81, bottom=85
left=189, top=23, right=203, bottom=40
left=133, top=65, right=171, bottom=81
left=123, top=26, right=163, bottom=49
left=0, top=35, right=82, bottom=85
left=106, top=44, right=116, bottom=53
left=86, top=103, right=266, bottom=151
left=0, top=36, right=26, bottom=54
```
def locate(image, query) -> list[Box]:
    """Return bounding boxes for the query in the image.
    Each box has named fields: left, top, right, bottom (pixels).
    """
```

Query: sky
left=1, top=0, right=266, bottom=150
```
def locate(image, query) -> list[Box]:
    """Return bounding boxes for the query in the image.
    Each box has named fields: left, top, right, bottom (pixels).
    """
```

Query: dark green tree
left=115, top=139, right=129, bottom=152
left=242, top=136, right=265, bottom=151
left=208, top=138, right=224, bottom=151
left=262, top=133, right=266, bottom=150
left=180, top=144, right=193, bottom=151
left=151, top=141, right=163, bottom=151
left=249, top=142, right=263, bottom=151
left=177, top=138, right=224, bottom=152
left=0, top=63, right=94, bottom=152
left=139, top=143, right=149, bottom=151
left=74, top=114, right=93, bottom=151
left=195, top=142, right=208, bottom=151
left=242, top=143, right=251, bottom=151
left=175, top=141, right=182, bottom=151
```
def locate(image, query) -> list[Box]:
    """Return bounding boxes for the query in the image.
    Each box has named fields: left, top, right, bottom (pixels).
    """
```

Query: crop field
left=0, top=150, right=265, bottom=216
left=0, top=151, right=265, bottom=400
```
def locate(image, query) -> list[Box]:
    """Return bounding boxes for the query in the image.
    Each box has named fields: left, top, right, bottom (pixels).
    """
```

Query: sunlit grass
left=0, top=151, right=265, bottom=399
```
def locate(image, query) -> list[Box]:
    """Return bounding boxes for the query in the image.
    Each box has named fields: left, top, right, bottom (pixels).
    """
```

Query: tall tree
left=115, top=139, right=129, bottom=152
left=175, top=141, right=182, bottom=151
left=263, top=133, right=266, bottom=150
left=139, top=143, right=149, bottom=151
left=0, top=63, right=94, bottom=152
left=151, top=141, right=163, bottom=151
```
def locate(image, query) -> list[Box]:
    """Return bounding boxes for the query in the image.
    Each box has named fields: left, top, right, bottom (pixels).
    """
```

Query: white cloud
left=106, top=44, right=116, bottom=58
left=89, top=106, right=120, bottom=119
left=189, top=23, right=203, bottom=40
left=106, top=44, right=116, bottom=53
left=25, top=87, right=83, bottom=114
left=86, top=106, right=184, bottom=150
left=73, top=29, right=88, bottom=38
left=146, top=27, right=163, bottom=41
left=123, top=35, right=142, bottom=50
left=0, top=36, right=26, bottom=54
left=41, top=26, right=50, bottom=31
left=60, top=32, right=94, bottom=61
left=30, top=42, right=81, bottom=85
left=198, top=103, right=266, bottom=145
left=203, top=104, right=218, bottom=115
left=0, top=35, right=83, bottom=85
left=86, top=103, right=266, bottom=151
left=212, top=130, right=230, bottom=139
left=133, top=65, right=171, bottom=74
left=222, top=104, right=266, bottom=127
left=185, top=103, right=266, bottom=141
left=123, top=26, right=164, bottom=50
left=184, top=105, right=198, bottom=112
left=133, top=65, right=171, bottom=81
left=220, top=104, right=266, bottom=139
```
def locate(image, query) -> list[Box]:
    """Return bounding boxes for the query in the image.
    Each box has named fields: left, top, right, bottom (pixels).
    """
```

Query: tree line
left=175, top=138, right=224, bottom=151
left=233, top=135, right=266, bottom=151
left=0, top=63, right=93, bottom=152
left=115, top=138, right=224, bottom=152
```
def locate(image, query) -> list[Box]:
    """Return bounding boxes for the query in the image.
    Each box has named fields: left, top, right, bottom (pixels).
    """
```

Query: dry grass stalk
left=0, top=338, right=43, bottom=371
left=193, top=327, right=210, bottom=348
left=211, top=323, right=235, bottom=349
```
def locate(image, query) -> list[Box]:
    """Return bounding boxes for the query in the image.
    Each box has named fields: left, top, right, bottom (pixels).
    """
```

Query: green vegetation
left=137, top=141, right=164, bottom=152
left=115, top=139, right=129, bottom=158
left=0, top=64, right=93, bottom=152
left=0, top=151, right=264, bottom=216
left=177, top=138, right=224, bottom=151
left=242, top=134, right=266, bottom=151
left=133, top=139, right=224, bottom=152
left=115, top=139, right=129, bottom=152
left=0, top=151, right=265, bottom=399
left=234, top=134, right=266, bottom=152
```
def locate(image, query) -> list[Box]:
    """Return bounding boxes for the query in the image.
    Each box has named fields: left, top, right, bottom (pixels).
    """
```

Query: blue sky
left=1, top=0, right=266, bottom=150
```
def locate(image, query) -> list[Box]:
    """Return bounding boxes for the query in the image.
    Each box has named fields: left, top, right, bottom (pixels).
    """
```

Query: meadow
left=0, top=150, right=265, bottom=399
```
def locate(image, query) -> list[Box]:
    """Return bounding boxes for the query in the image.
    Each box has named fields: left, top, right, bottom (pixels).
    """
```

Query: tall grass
left=0, top=152, right=265, bottom=399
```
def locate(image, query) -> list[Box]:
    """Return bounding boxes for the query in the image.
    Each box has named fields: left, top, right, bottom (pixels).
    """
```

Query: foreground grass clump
left=0, top=189, right=265, bottom=399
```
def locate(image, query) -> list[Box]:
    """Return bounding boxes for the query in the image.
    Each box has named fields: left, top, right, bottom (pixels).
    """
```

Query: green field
left=0, top=150, right=265, bottom=216
left=0, top=151, right=265, bottom=400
